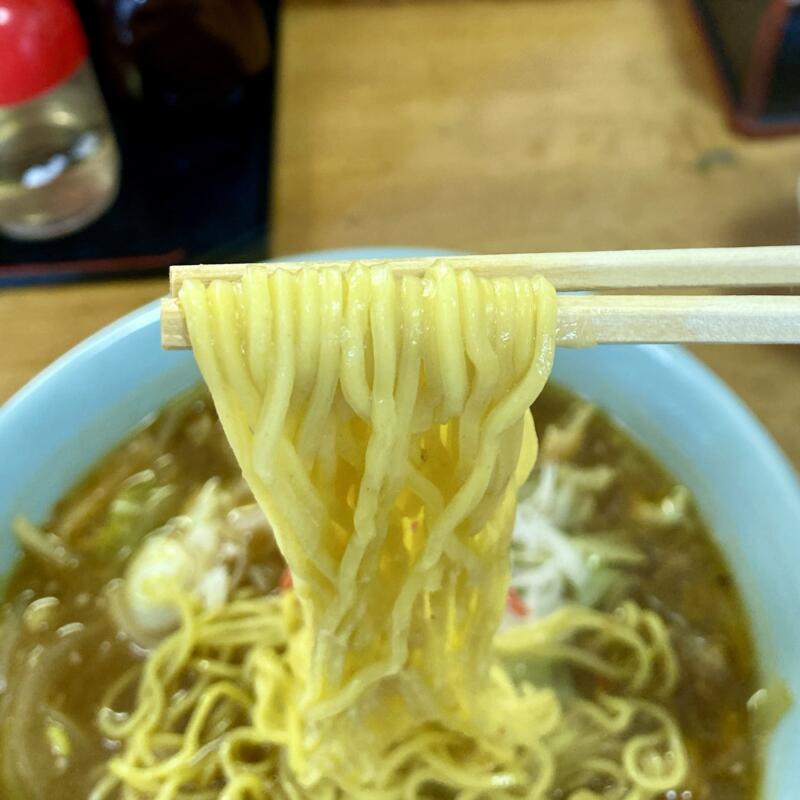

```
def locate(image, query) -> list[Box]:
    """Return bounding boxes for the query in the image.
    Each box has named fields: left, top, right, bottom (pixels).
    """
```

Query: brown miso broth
left=0, top=384, right=762, bottom=799
left=534, top=385, right=761, bottom=800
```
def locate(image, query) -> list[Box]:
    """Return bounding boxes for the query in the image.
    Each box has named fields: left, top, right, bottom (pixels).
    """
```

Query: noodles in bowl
left=0, top=265, right=785, bottom=799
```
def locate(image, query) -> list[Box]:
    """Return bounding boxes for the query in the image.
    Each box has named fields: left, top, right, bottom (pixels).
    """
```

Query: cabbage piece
left=748, top=677, right=793, bottom=736
left=12, top=517, right=77, bottom=570
left=78, top=470, right=177, bottom=562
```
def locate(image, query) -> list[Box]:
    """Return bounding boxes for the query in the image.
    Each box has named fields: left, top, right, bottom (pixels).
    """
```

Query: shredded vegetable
left=12, top=518, right=77, bottom=570
left=748, top=678, right=793, bottom=736
left=77, top=470, right=177, bottom=562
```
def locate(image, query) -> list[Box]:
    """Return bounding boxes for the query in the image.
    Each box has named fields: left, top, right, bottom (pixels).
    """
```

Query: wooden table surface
left=2, top=0, right=800, bottom=467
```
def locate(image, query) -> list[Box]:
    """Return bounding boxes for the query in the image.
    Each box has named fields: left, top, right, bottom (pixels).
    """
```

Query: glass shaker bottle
left=0, top=0, right=120, bottom=240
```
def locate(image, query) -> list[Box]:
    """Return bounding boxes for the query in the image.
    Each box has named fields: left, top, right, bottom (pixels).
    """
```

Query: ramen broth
left=0, top=385, right=762, bottom=799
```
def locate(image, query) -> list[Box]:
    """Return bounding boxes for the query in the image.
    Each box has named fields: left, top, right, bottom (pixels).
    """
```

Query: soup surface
left=0, top=384, right=762, bottom=799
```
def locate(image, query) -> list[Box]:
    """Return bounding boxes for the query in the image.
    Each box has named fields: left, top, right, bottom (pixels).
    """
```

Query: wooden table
left=2, top=0, right=800, bottom=467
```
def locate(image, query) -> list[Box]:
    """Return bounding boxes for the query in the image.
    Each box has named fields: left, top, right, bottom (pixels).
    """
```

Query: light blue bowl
left=1, top=248, right=799, bottom=797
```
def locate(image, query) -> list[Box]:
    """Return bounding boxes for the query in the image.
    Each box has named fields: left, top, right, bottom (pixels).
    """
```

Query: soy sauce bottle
left=76, top=0, right=279, bottom=260
left=91, top=0, right=272, bottom=111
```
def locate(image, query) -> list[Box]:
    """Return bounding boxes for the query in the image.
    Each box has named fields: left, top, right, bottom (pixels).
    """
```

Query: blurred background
left=2, top=0, right=800, bottom=463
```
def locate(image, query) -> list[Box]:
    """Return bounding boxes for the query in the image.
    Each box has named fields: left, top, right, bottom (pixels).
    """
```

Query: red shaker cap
left=0, top=0, right=88, bottom=106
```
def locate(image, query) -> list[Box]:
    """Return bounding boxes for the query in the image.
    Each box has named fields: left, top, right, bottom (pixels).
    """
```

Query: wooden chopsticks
left=160, top=246, right=800, bottom=348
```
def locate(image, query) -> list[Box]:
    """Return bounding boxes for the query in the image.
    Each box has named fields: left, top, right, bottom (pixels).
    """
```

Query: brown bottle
left=92, top=0, right=272, bottom=111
